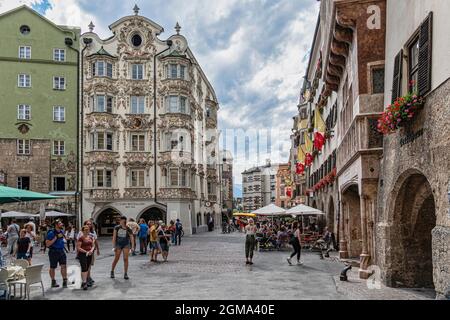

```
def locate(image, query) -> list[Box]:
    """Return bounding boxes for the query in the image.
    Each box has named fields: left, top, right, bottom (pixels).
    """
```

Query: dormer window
left=92, top=61, right=113, bottom=78
left=165, top=64, right=187, bottom=80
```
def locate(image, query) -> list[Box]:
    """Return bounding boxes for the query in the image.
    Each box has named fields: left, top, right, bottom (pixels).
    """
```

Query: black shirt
left=17, top=237, right=31, bottom=253
left=158, top=230, right=168, bottom=244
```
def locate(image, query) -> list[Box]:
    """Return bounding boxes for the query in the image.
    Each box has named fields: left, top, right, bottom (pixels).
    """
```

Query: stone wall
left=376, top=78, right=450, bottom=296
left=0, top=139, right=51, bottom=193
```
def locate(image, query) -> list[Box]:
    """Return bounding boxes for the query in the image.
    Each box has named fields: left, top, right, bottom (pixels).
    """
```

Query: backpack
left=176, top=222, right=183, bottom=231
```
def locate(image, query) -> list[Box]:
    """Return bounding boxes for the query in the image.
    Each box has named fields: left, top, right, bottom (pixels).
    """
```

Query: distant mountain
left=233, top=184, right=242, bottom=198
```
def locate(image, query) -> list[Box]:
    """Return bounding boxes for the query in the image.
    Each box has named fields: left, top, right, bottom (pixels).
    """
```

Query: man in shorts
left=149, top=221, right=160, bottom=262
left=46, top=220, right=68, bottom=288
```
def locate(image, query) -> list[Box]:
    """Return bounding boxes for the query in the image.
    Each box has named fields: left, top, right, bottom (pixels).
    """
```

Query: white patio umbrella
left=45, top=211, right=75, bottom=217
left=286, top=204, right=324, bottom=233
left=252, top=204, right=288, bottom=224
left=286, top=204, right=324, bottom=216
left=0, top=211, right=38, bottom=219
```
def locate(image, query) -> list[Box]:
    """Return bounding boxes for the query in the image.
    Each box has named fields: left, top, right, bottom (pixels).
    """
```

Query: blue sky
left=1, top=0, right=320, bottom=195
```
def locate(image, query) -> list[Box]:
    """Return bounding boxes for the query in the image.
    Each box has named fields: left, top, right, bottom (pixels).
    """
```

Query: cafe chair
left=8, top=264, right=44, bottom=300
left=0, top=268, right=10, bottom=300
left=14, top=259, right=29, bottom=269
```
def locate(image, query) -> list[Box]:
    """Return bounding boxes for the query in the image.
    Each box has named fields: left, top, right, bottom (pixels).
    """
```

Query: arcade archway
left=138, top=206, right=166, bottom=223
left=95, top=208, right=123, bottom=236
left=389, top=172, right=436, bottom=288
left=341, top=185, right=362, bottom=258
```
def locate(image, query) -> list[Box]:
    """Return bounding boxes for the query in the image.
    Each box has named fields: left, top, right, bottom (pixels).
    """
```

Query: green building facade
left=0, top=6, right=80, bottom=215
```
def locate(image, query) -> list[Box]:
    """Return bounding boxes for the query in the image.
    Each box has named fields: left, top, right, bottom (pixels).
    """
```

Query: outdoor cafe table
left=3, top=265, right=25, bottom=299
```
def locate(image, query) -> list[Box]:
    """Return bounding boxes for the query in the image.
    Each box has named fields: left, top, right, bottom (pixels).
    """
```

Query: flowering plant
left=377, top=89, right=424, bottom=135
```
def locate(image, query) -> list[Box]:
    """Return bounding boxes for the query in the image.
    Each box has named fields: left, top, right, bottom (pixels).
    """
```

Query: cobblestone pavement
left=2, top=230, right=435, bottom=300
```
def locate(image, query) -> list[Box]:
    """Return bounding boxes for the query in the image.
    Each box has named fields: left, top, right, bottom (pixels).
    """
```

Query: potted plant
left=377, top=89, right=424, bottom=135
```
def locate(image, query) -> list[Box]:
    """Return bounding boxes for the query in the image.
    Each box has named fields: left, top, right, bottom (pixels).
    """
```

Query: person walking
left=168, top=220, right=176, bottom=245
left=158, top=223, right=170, bottom=262
left=24, top=224, right=36, bottom=265
left=244, top=218, right=257, bottom=265
left=174, top=219, right=183, bottom=246
left=39, top=220, right=49, bottom=253
left=76, top=225, right=96, bottom=290
left=6, top=219, right=20, bottom=256
left=149, top=221, right=160, bottom=262
left=65, top=225, right=76, bottom=253
left=138, top=218, right=148, bottom=255
left=77, top=220, right=99, bottom=287
left=127, top=218, right=140, bottom=256
left=25, top=217, right=36, bottom=234
left=287, top=222, right=303, bottom=265
left=110, top=217, right=133, bottom=280
left=46, top=220, right=68, bottom=288
left=15, top=229, right=32, bottom=265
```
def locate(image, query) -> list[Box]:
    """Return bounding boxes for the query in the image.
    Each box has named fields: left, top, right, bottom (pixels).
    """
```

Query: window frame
left=17, top=139, right=31, bottom=155
left=19, top=46, right=31, bottom=59
left=130, top=169, right=145, bottom=187
left=18, top=74, right=31, bottom=88
left=92, top=169, right=112, bottom=188
left=407, top=33, right=420, bottom=93
left=52, top=176, right=66, bottom=192
left=53, top=140, right=65, bottom=156
left=53, top=106, right=65, bottom=122
left=131, top=63, right=144, bottom=80
left=17, top=104, right=31, bottom=120
left=165, top=95, right=189, bottom=114
left=92, top=60, right=113, bottom=78
left=131, top=134, right=146, bottom=152
left=130, top=96, right=145, bottom=114
left=53, top=76, right=66, bottom=90
left=17, top=176, right=30, bottom=190
left=53, top=48, right=66, bottom=62
left=91, top=132, right=114, bottom=151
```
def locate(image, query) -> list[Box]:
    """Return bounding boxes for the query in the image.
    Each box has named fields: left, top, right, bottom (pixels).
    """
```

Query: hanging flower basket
left=377, top=91, right=424, bottom=135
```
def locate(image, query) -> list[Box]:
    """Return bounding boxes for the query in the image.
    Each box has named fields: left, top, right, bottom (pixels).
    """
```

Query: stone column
left=359, top=194, right=371, bottom=279
left=339, top=201, right=349, bottom=259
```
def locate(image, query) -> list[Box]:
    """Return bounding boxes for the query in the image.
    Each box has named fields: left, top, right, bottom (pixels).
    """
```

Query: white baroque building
left=80, top=8, right=220, bottom=236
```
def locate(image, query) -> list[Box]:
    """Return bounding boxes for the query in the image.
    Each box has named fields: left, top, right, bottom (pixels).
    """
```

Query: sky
left=0, top=0, right=320, bottom=196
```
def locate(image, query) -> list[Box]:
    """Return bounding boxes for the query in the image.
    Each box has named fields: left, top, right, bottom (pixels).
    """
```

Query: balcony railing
left=337, top=115, right=383, bottom=170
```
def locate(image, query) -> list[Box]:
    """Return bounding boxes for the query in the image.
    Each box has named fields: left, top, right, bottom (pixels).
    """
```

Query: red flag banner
left=296, top=163, right=305, bottom=175
left=314, top=132, right=325, bottom=151
left=305, top=153, right=313, bottom=166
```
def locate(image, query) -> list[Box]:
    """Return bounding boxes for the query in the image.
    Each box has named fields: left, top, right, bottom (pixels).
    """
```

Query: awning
left=0, top=211, right=39, bottom=218
left=232, top=213, right=256, bottom=218
left=0, top=186, right=59, bottom=204
left=45, top=211, right=75, bottom=217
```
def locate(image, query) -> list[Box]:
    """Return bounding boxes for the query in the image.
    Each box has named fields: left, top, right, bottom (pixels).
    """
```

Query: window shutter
left=418, top=12, right=433, bottom=96
left=391, top=50, right=403, bottom=103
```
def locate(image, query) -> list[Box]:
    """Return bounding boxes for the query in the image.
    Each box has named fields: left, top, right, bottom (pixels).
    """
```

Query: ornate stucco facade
left=80, top=8, right=220, bottom=235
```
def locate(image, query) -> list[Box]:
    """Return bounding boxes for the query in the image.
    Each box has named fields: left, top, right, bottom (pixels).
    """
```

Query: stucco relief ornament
left=52, top=157, right=66, bottom=175
left=16, top=123, right=30, bottom=134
